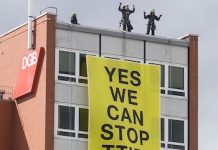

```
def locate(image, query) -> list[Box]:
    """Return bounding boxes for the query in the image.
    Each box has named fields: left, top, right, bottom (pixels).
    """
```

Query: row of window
left=55, top=104, right=187, bottom=150
left=56, top=49, right=187, bottom=97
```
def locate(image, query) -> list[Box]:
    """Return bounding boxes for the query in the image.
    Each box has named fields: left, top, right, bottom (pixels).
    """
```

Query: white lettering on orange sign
left=22, top=52, right=37, bottom=70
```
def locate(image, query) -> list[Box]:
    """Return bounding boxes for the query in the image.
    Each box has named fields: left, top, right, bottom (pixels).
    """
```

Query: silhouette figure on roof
left=71, top=12, right=79, bottom=24
left=144, top=9, right=162, bottom=35
left=119, top=3, right=135, bottom=32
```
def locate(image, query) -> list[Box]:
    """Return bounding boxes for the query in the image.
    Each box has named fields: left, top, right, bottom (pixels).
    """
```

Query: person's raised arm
left=119, top=3, right=122, bottom=11
left=144, top=11, right=148, bottom=19
left=131, top=5, right=135, bottom=13
left=155, top=14, right=162, bottom=21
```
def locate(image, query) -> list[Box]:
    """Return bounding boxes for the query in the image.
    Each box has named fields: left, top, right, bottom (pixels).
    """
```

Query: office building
left=0, top=13, right=198, bottom=150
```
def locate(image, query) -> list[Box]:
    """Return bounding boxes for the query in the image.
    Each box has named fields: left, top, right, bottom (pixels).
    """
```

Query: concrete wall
left=146, top=42, right=188, bottom=65
left=55, top=83, right=88, bottom=105
left=56, top=29, right=99, bottom=52
left=55, top=27, right=189, bottom=150
left=54, top=138, right=87, bottom=150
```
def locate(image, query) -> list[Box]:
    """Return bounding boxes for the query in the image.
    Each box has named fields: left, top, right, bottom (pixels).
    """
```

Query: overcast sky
left=1, top=0, right=218, bottom=149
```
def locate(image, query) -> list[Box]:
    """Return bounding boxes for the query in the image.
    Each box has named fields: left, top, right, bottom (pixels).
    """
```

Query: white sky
left=1, top=0, right=218, bottom=149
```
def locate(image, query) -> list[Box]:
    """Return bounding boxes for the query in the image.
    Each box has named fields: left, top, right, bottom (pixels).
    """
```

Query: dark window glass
left=160, top=65, right=165, bottom=87
left=150, top=64, right=165, bottom=87
left=58, top=106, right=75, bottom=130
left=79, top=54, right=87, bottom=77
left=59, top=51, right=75, bottom=75
left=58, top=76, right=70, bottom=81
left=161, top=143, right=165, bottom=148
left=79, top=79, right=88, bottom=84
left=69, top=78, right=76, bottom=82
left=161, top=89, right=165, bottom=94
left=168, top=90, right=185, bottom=96
left=58, top=76, right=76, bottom=82
left=169, top=66, right=184, bottom=90
left=167, top=144, right=185, bottom=150
left=78, top=134, right=88, bottom=138
left=79, top=108, right=89, bottom=132
left=57, top=131, right=75, bottom=137
left=168, top=119, right=184, bottom=143
left=161, top=118, right=164, bottom=141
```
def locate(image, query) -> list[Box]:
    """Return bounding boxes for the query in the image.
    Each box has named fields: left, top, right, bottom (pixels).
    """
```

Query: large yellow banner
left=87, top=56, right=160, bottom=150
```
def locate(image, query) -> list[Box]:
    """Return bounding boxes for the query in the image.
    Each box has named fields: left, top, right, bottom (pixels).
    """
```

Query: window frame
left=102, top=54, right=144, bottom=63
left=147, top=62, right=166, bottom=94
left=56, top=48, right=97, bottom=86
left=54, top=103, right=89, bottom=141
left=147, top=60, right=187, bottom=98
left=167, top=64, right=188, bottom=98
left=161, top=116, right=188, bottom=150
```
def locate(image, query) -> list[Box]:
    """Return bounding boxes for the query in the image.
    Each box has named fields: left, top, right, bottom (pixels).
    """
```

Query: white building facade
left=54, top=23, right=198, bottom=150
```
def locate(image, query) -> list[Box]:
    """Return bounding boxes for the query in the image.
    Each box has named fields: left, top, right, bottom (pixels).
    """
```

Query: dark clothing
left=144, top=13, right=161, bottom=35
left=119, top=5, right=135, bottom=32
left=120, top=19, right=133, bottom=32
left=71, top=16, right=78, bottom=24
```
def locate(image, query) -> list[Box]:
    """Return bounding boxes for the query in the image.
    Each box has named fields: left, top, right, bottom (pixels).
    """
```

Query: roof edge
left=179, top=34, right=199, bottom=40
left=56, top=21, right=190, bottom=47
left=0, top=12, right=56, bottom=38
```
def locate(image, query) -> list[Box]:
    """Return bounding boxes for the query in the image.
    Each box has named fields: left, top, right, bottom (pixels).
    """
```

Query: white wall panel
left=55, top=83, right=88, bottom=105
left=125, top=39, right=144, bottom=58
left=146, top=42, right=170, bottom=62
left=54, top=138, right=77, bottom=150
left=166, top=98, right=188, bottom=118
left=171, top=45, right=188, bottom=65
left=56, top=29, right=99, bottom=52
left=102, top=35, right=123, bottom=55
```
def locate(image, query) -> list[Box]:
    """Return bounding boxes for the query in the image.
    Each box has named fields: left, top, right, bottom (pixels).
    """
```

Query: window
left=160, top=65, right=165, bottom=88
left=78, top=108, right=89, bottom=138
left=58, top=51, right=76, bottom=82
left=55, top=104, right=89, bottom=140
left=79, top=53, right=88, bottom=84
left=161, top=117, right=187, bottom=150
left=168, top=66, right=185, bottom=96
left=57, top=105, right=75, bottom=137
left=161, top=118, right=165, bottom=148
left=148, top=61, right=187, bottom=97
left=150, top=63, right=165, bottom=94
left=169, top=66, right=184, bottom=90
left=168, top=119, right=184, bottom=143
left=57, top=49, right=96, bottom=85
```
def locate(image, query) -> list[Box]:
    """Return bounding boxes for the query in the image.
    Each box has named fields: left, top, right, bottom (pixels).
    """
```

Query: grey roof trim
left=56, top=22, right=189, bottom=47
left=179, top=34, right=199, bottom=40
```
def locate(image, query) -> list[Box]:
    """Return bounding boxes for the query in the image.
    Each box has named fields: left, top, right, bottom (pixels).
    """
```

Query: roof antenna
left=28, top=0, right=33, bottom=50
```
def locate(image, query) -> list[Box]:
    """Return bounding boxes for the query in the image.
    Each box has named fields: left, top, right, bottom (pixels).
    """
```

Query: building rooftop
left=57, top=21, right=189, bottom=47
left=0, top=12, right=189, bottom=48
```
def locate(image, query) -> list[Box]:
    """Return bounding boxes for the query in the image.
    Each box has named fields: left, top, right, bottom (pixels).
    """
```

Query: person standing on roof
left=144, top=9, right=162, bottom=35
left=71, top=12, right=79, bottom=24
left=119, top=3, right=135, bottom=32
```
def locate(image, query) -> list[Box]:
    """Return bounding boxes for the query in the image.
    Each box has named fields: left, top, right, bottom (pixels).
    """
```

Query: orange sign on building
left=13, top=47, right=43, bottom=99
